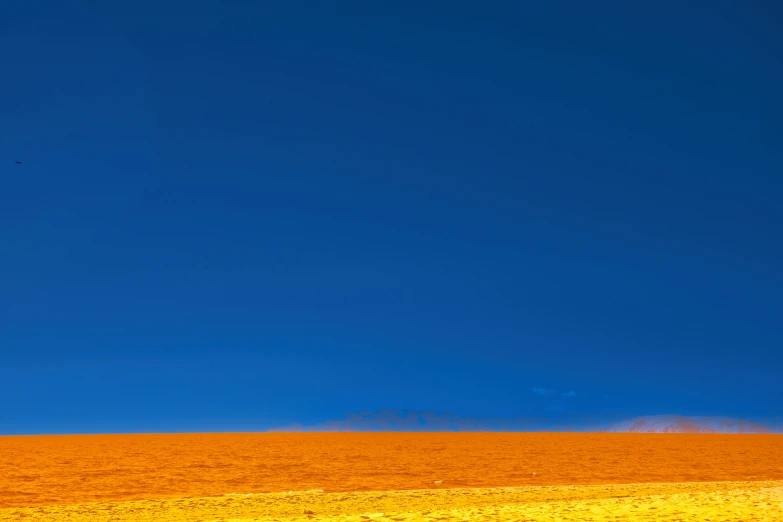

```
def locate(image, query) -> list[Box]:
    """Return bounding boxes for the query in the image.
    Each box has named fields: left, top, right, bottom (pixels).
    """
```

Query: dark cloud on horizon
left=268, top=409, right=781, bottom=434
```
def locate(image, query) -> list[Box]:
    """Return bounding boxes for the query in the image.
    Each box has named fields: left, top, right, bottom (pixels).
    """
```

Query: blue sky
left=1, top=1, right=781, bottom=434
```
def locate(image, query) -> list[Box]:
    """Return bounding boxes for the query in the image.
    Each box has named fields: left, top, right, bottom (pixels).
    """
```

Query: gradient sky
left=2, top=1, right=781, bottom=434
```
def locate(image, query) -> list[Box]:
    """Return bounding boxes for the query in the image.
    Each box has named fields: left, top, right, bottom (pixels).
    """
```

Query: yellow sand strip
left=2, top=481, right=782, bottom=521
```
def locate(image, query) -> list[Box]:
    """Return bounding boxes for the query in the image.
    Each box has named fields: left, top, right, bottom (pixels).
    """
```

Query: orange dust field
left=2, top=433, right=783, bottom=520
left=2, top=481, right=783, bottom=521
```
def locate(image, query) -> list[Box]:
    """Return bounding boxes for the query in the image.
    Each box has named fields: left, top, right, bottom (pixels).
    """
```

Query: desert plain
left=2, top=433, right=782, bottom=521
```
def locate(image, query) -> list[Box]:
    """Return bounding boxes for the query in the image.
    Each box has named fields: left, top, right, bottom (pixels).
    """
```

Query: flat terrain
left=2, top=433, right=783, bottom=520
left=2, top=433, right=783, bottom=507
left=1, top=481, right=782, bottom=521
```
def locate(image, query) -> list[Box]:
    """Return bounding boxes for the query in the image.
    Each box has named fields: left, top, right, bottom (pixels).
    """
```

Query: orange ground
left=4, top=481, right=783, bottom=521
left=2, top=433, right=782, bottom=508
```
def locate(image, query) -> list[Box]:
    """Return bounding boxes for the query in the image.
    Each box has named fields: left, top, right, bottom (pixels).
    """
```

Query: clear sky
left=1, top=1, right=781, bottom=434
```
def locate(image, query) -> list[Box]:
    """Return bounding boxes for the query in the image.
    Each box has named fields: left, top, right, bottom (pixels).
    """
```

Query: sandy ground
left=3, top=434, right=782, bottom=520
left=1, top=480, right=782, bottom=521
left=3, top=433, right=783, bottom=507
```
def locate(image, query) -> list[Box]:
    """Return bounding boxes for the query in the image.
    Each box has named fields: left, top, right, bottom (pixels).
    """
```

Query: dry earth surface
left=2, top=433, right=782, bottom=520
left=1, top=481, right=782, bottom=521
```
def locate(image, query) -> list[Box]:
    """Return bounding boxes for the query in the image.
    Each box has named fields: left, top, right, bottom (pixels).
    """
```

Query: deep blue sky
left=2, top=1, right=781, bottom=434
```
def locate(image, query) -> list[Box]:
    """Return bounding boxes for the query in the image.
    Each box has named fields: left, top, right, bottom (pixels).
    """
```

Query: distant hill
left=603, top=414, right=774, bottom=434
left=268, top=409, right=780, bottom=433
left=268, top=408, right=604, bottom=432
